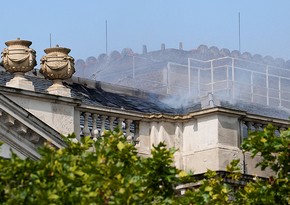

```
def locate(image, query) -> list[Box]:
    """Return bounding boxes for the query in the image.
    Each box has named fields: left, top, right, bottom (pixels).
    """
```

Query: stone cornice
left=0, top=92, right=66, bottom=151
left=0, top=123, right=41, bottom=160
left=79, top=104, right=290, bottom=126
left=78, top=104, right=145, bottom=120
left=0, top=85, right=81, bottom=106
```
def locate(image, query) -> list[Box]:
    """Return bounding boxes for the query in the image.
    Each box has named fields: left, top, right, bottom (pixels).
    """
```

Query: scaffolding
left=164, top=57, right=290, bottom=109
left=91, top=55, right=290, bottom=110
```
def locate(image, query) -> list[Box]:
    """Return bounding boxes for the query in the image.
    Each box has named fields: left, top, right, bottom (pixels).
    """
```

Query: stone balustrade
left=78, top=110, right=139, bottom=143
left=240, top=119, right=288, bottom=143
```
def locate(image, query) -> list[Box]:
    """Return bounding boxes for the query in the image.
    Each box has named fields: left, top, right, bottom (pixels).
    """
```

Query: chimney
left=161, top=43, right=165, bottom=51
left=142, top=45, right=147, bottom=54
left=179, top=42, right=183, bottom=50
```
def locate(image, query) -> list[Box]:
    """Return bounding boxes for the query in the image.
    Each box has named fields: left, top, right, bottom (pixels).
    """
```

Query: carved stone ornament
left=40, top=45, right=75, bottom=97
left=1, top=38, right=37, bottom=91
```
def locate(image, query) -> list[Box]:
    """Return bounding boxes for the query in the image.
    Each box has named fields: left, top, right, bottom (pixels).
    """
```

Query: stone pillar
left=109, top=116, right=116, bottom=130
left=117, top=118, right=124, bottom=130
left=125, top=119, right=133, bottom=141
left=82, top=112, right=91, bottom=137
left=1, top=38, right=36, bottom=91
left=174, top=122, right=183, bottom=169
left=150, top=121, right=159, bottom=146
left=91, top=114, right=99, bottom=138
left=40, top=45, right=75, bottom=97
left=246, top=122, right=255, bottom=132
left=100, top=115, right=107, bottom=132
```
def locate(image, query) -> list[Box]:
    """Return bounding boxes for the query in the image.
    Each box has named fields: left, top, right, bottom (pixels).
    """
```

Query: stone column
left=40, top=45, right=75, bottom=97
left=1, top=38, right=36, bottom=91
left=91, top=114, right=99, bottom=138
left=125, top=119, right=133, bottom=141
left=150, top=121, right=158, bottom=147
left=100, top=115, right=107, bottom=132
left=117, top=118, right=124, bottom=130
left=174, top=122, right=183, bottom=169
left=109, top=116, right=116, bottom=130
left=82, top=112, right=91, bottom=137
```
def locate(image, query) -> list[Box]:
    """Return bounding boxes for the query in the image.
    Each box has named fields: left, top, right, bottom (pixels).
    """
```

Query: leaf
left=116, top=173, right=122, bottom=180
left=48, top=194, right=59, bottom=200
left=204, top=186, right=213, bottom=192
left=75, top=170, right=85, bottom=176
left=260, top=138, right=267, bottom=143
left=221, top=187, right=228, bottom=193
left=178, top=171, right=188, bottom=178
left=119, top=188, right=125, bottom=194
left=117, top=141, right=125, bottom=151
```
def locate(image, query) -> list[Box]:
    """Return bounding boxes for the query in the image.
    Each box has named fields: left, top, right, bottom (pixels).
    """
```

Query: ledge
left=0, top=85, right=81, bottom=106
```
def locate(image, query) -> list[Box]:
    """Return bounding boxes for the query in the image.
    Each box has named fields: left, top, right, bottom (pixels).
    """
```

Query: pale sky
left=1, top=0, right=290, bottom=63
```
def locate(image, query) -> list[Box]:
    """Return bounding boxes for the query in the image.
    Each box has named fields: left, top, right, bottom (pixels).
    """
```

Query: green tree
left=0, top=125, right=289, bottom=204
left=236, top=124, right=290, bottom=204
left=0, top=129, right=180, bottom=205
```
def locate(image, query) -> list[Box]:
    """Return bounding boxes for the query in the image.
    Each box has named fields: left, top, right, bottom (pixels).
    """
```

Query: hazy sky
left=1, top=0, right=290, bottom=63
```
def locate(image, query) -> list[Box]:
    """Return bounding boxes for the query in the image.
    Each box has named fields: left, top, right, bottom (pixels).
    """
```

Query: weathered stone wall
left=137, top=111, right=274, bottom=177
left=6, top=94, right=76, bottom=136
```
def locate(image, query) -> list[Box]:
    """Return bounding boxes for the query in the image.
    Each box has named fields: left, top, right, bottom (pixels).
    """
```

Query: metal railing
left=84, top=55, right=290, bottom=110
left=166, top=57, right=290, bottom=109
left=120, top=55, right=290, bottom=109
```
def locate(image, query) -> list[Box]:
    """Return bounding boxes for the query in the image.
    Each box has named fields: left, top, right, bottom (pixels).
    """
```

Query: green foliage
left=0, top=129, right=179, bottom=204
left=175, top=160, right=240, bottom=205
left=242, top=124, right=290, bottom=178
left=0, top=124, right=289, bottom=204
left=236, top=124, right=290, bottom=205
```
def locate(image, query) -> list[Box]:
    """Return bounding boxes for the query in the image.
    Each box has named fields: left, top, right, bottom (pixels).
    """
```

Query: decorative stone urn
left=1, top=38, right=37, bottom=91
left=40, top=45, right=75, bottom=97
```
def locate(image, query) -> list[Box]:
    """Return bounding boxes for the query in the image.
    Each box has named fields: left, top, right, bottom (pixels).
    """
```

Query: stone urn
left=40, top=45, right=75, bottom=97
left=1, top=38, right=37, bottom=91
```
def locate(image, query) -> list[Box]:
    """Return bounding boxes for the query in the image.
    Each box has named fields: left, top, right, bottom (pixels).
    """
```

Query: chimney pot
left=179, top=42, right=183, bottom=50
left=142, top=45, right=147, bottom=54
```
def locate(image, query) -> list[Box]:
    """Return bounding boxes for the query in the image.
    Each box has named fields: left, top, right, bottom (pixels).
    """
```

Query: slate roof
left=220, top=101, right=290, bottom=120
left=177, top=98, right=290, bottom=120
left=0, top=69, right=176, bottom=114
left=1, top=66, right=290, bottom=120
left=68, top=82, right=176, bottom=114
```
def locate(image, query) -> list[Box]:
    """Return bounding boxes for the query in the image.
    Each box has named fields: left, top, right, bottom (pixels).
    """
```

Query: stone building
left=0, top=39, right=289, bottom=179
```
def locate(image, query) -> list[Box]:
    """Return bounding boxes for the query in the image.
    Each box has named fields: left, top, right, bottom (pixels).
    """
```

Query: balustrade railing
left=239, top=119, right=289, bottom=146
left=78, top=108, right=140, bottom=143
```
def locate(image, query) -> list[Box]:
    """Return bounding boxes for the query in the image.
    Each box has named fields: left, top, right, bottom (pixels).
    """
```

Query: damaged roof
left=68, top=82, right=176, bottom=114
left=1, top=67, right=290, bottom=120
left=0, top=69, right=176, bottom=114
